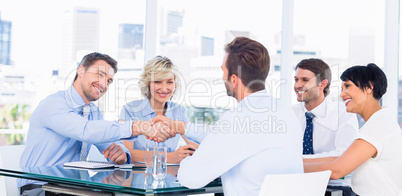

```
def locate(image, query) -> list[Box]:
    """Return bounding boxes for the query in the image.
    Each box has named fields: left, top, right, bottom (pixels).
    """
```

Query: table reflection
left=19, top=164, right=182, bottom=190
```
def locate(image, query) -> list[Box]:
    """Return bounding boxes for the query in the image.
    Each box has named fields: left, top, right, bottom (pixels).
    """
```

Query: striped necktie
left=80, top=105, right=90, bottom=161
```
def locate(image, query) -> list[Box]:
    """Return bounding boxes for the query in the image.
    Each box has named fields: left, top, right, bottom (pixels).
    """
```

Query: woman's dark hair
left=340, top=63, right=387, bottom=100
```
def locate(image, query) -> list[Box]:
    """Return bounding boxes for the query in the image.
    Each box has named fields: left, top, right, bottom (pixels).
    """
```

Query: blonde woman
left=120, top=56, right=197, bottom=164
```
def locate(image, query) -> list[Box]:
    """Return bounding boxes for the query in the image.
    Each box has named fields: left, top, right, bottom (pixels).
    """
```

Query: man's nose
left=294, top=80, right=303, bottom=89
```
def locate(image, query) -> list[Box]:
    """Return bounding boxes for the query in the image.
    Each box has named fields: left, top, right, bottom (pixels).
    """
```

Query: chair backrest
left=259, top=170, right=332, bottom=196
left=0, top=145, right=26, bottom=196
left=0, top=152, right=6, bottom=196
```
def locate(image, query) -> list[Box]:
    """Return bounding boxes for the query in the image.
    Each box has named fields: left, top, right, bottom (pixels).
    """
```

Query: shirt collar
left=302, top=97, right=328, bottom=118
left=65, top=85, right=94, bottom=111
left=366, top=106, right=390, bottom=122
left=141, top=99, right=174, bottom=117
left=141, top=99, right=155, bottom=116
left=238, top=90, right=268, bottom=108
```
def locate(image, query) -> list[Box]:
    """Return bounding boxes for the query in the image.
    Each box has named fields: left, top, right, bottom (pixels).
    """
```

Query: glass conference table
left=0, top=164, right=343, bottom=196
left=0, top=164, right=223, bottom=195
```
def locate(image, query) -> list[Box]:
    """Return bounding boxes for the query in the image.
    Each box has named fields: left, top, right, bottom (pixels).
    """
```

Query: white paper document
left=63, top=161, right=134, bottom=169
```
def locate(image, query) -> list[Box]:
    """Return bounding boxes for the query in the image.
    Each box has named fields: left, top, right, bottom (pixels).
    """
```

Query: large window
left=293, top=0, right=385, bottom=104
left=0, top=0, right=146, bottom=145
left=0, top=0, right=399, bottom=145
left=157, top=0, right=283, bottom=110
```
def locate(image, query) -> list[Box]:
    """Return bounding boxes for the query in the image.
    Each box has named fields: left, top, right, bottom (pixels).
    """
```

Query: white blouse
left=352, top=107, right=402, bottom=196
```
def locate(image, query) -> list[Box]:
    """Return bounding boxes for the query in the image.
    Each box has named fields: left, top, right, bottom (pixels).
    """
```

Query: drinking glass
left=152, top=179, right=166, bottom=189
left=152, top=147, right=167, bottom=181
left=145, top=147, right=154, bottom=170
left=144, top=171, right=153, bottom=189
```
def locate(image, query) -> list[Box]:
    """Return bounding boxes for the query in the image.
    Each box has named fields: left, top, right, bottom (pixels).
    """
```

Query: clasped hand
left=133, top=119, right=176, bottom=142
left=147, top=115, right=185, bottom=142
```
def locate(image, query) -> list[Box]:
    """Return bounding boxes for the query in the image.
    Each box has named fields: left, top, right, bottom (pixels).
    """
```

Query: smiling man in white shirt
left=292, top=58, right=359, bottom=195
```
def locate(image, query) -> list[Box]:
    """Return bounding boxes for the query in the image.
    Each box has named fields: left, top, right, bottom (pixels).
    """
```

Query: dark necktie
left=303, top=112, right=315, bottom=154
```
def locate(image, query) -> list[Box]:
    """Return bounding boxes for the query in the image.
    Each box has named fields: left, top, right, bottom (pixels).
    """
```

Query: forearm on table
left=166, top=152, right=175, bottom=164
left=303, top=157, right=350, bottom=180
left=128, top=149, right=146, bottom=163
left=303, top=156, right=338, bottom=163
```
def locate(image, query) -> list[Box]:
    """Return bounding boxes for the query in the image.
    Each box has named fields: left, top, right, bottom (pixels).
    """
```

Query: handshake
left=130, top=115, right=187, bottom=142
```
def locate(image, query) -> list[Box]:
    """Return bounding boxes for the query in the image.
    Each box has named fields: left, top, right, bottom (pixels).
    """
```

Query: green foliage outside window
left=186, top=107, right=227, bottom=125
left=0, top=104, right=31, bottom=145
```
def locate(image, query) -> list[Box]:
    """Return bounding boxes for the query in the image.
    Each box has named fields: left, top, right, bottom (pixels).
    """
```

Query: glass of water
left=152, top=147, right=167, bottom=181
left=145, top=147, right=154, bottom=170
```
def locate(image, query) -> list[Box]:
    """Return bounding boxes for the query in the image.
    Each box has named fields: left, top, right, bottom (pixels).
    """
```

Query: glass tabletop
left=0, top=165, right=222, bottom=195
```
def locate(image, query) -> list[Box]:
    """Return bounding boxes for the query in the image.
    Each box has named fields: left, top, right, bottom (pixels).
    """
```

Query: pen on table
left=132, top=166, right=147, bottom=170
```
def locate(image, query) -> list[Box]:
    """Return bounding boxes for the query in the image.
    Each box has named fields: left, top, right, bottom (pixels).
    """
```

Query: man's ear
left=320, top=79, right=328, bottom=89
left=77, top=65, right=85, bottom=77
left=231, top=74, right=238, bottom=87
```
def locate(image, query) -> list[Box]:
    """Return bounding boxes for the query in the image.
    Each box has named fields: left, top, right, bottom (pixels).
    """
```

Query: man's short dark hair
left=295, top=58, right=332, bottom=97
left=340, top=63, right=387, bottom=100
left=224, top=37, right=270, bottom=92
left=73, top=52, right=118, bottom=82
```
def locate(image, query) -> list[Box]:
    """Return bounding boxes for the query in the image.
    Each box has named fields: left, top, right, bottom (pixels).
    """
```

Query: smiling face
left=149, top=75, right=175, bottom=106
left=77, top=60, right=114, bottom=104
left=340, top=80, right=368, bottom=114
left=294, top=68, right=322, bottom=103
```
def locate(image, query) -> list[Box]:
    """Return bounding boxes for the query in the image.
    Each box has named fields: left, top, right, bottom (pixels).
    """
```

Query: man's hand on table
left=103, top=143, right=127, bottom=165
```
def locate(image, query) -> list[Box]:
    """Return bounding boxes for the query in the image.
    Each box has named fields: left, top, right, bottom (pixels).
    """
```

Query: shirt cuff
left=184, top=122, right=208, bottom=143
left=119, top=120, right=137, bottom=140
left=125, top=152, right=131, bottom=164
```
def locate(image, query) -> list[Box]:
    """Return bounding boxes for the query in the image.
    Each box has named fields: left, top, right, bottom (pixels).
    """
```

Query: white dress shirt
left=292, top=97, right=358, bottom=158
left=178, top=90, right=304, bottom=196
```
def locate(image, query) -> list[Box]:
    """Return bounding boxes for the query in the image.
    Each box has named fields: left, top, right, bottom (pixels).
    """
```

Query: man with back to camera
left=293, top=58, right=359, bottom=195
left=18, top=52, right=174, bottom=195
left=152, top=37, right=304, bottom=195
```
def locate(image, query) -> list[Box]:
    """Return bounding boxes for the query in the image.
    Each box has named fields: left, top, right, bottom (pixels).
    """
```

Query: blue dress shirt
left=18, top=85, right=134, bottom=187
left=119, top=99, right=189, bottom=152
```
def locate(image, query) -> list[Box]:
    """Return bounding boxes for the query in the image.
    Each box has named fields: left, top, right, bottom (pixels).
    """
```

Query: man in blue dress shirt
left=18, top=52, right=173, bottom=195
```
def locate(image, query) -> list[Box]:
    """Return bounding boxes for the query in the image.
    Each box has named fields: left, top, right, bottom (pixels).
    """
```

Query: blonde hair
left=139, top=56, right=180, bottom=99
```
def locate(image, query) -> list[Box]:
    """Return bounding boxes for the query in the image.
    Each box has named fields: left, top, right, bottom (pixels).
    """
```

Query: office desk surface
left=0, top=165, right=222, bottom=195
left=0, top=165, right=342, bottom=196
